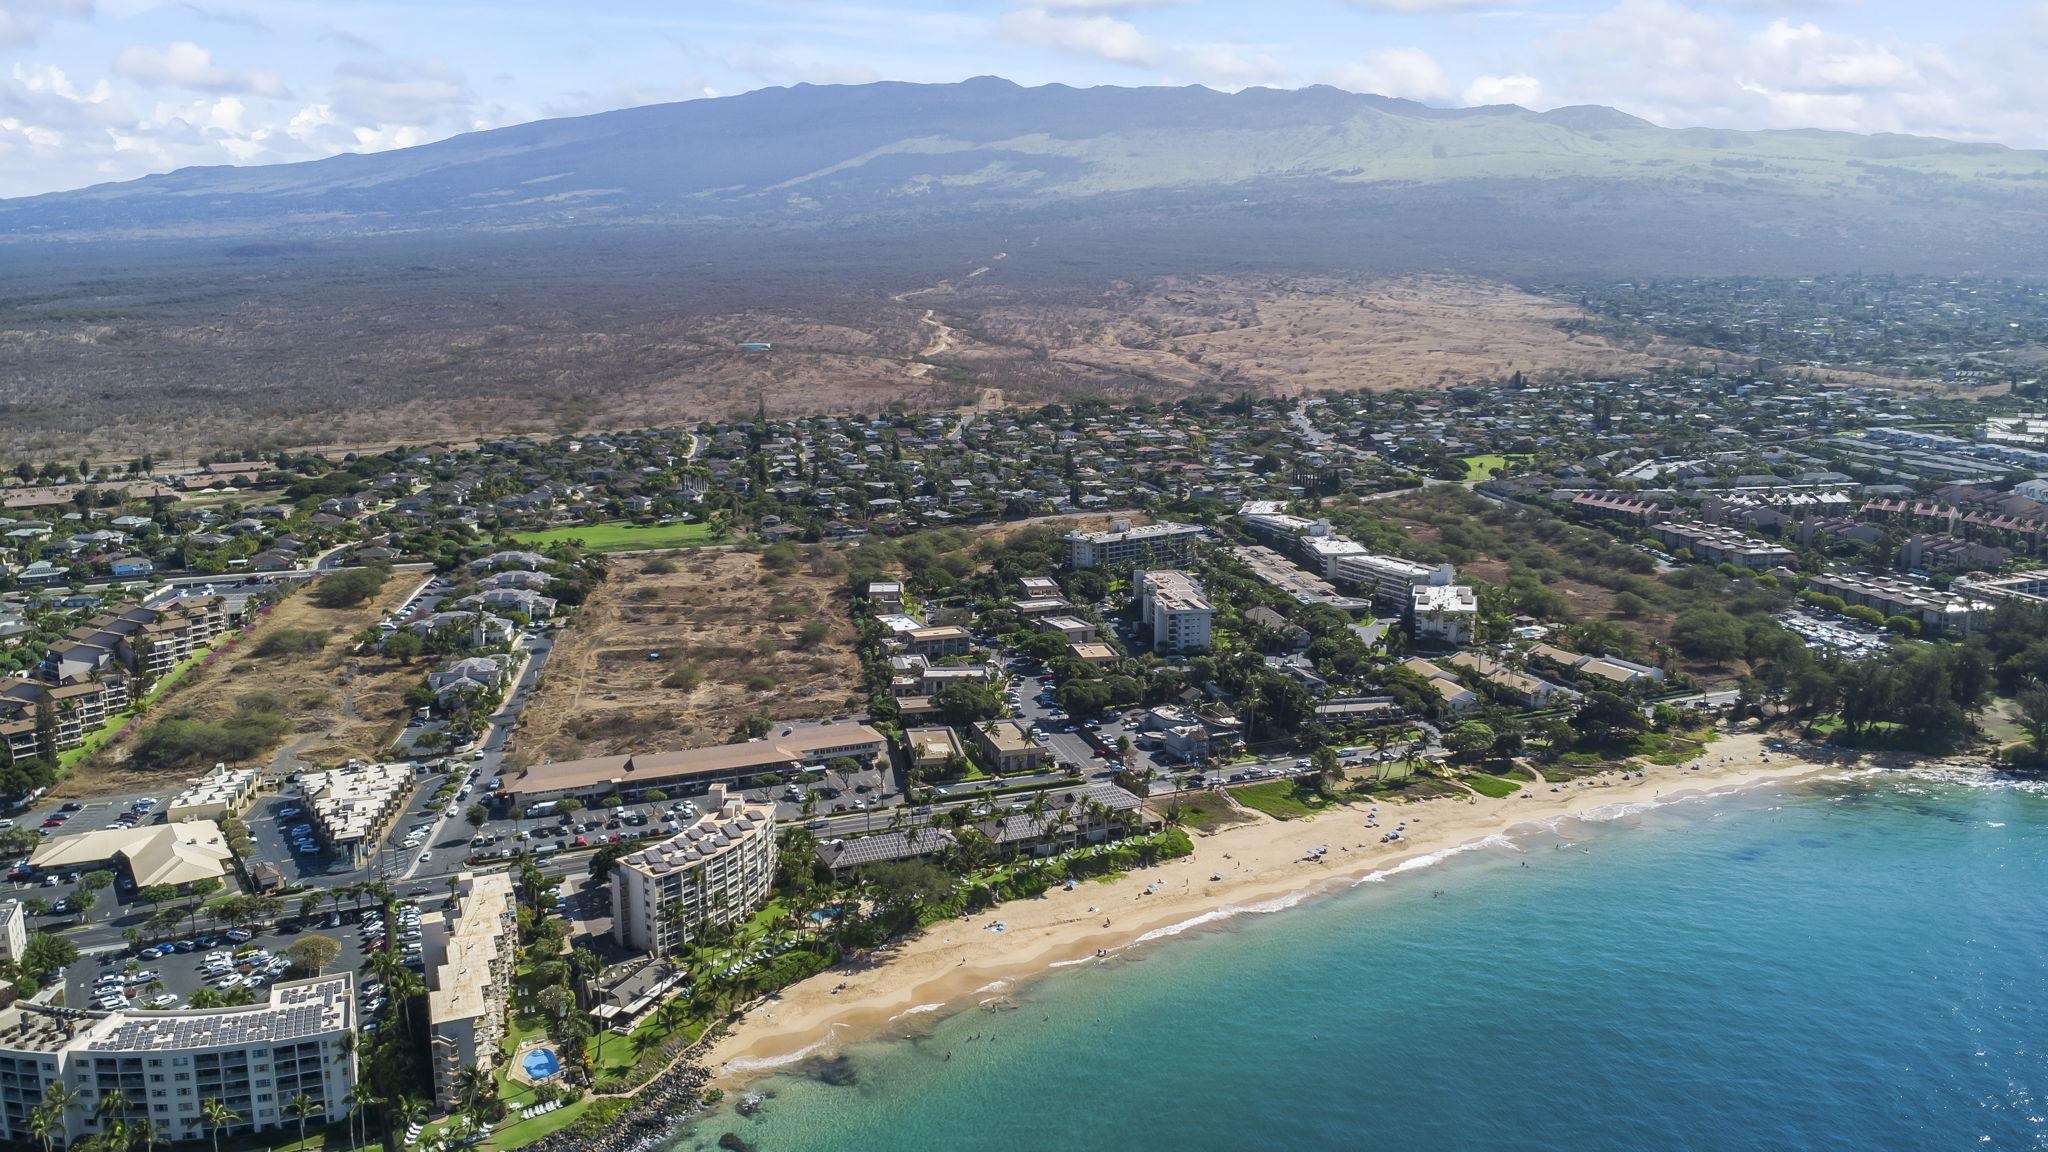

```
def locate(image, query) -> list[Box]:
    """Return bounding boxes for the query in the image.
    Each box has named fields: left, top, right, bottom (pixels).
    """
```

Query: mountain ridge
left=6, top=77, right=2045, bottom=243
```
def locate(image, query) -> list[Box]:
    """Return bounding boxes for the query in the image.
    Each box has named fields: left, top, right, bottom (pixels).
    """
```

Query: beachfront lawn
left=1166, top=790, right=1257, bottom=833
left=510, top=520, right=720, bottom=553
left=1804, top=715, right=1957, bottom=755
left=1230, top=779, right=1339, bottom=820
left=1463, top=772, right=1522, bottom=799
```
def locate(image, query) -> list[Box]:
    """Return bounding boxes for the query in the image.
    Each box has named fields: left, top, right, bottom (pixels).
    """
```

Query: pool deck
left=508, top=1038, right=563, bottom=1088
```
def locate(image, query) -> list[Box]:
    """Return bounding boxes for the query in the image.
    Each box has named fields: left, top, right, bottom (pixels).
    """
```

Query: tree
left=313, top=567, right=389, bottom=608
left=2019, top=681, right=2048, bottom=754
left=37, top=1082, right=78, bottom=1152
left=381, top=630, right=424, bottom=662
left=1671, top=609, right=1748, bottom=662
left=286, top=934, right=341, bottom=976
left=135, top=883, right=178, bottom=908
left=862, top=860, right=953, bottom=911
left=200, top=1098, right=239, bottom=1152
left=1446, top=721, right=1497, bottom=763
left=465, top=803, right=488, bottom=827
left=76, top=870, right=112, bottom=894
left=19, top=933, right=76, bottom=980
left=1309, top=746, right=1341, bottom=790
left=286, top=1092, right=319, bottom=1147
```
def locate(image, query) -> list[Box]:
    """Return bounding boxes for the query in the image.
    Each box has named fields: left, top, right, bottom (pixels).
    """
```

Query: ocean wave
left=722, top=1028, right=842, bottom=1074
left=974, top=979, right=1010, bottom=994
left=891, top=1002, right=947, bottom=1019
left=1352, top=833, right=1517, bottom=884
left=1132, top=889, right=1316, bottom=944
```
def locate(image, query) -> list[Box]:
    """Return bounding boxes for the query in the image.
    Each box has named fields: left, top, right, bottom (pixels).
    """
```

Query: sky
left=2, top=0, right=2046, bottom=199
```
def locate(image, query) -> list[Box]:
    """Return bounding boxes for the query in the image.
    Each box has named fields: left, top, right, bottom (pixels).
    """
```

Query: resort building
left=0, top=976, right=355, bottom=1146
left=1954, top=569, right=2048, bottom=609
left=1333, top=553, right=1458, bottom=610
left=297, top=761, right=415, bottom=863
left=1409, top=584, right=1479, bottom=646
left=1018, top=576, right=1063, bottom=600
left=1648, top=522, right=1796, bottom=570
left=29, top=821, right=233, bottom=888
left=0, top=676, right=132, bottom=762
left=1064, top=520, right=1205, bottom=570
left=975, top=719, right=1046, bottom=775
left=1444, top=653, right=1580, bottom=708
left=1527, top=644, right=1666, bottom=688
left=609, top=785, right=778, bottom=955
left=502, top=725, right=888, bottom=808
left=424, top=872, right=518, bottom=1111
left=166, top=763, right=260, bottom=823
left=1068, top=641, right=1119, bottom=667
left=1138, top=570, right=1213, bottom=653
left=1805, top=572, right=1993, bottom=633
left=1399, top=658, right=1480, bottom=714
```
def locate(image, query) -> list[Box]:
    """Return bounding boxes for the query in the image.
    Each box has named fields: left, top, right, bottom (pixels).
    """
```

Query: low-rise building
left=903, top=726, right=965, bottom=775
left=297, top=762, right=415, bottom=863
left=503, top=726, right=888, bottom=807
left=166, top=763, right=260, bottom=823
left=1068, top=641, right=1119, bottom=667
left=903, top=625, right=971, bottom=658
left=1649, top=522, right=1796, bottom=570
left=1806, top=572, right=1992, bottom=633
left=1038, top=614, right=1098, bottom=643
left=28, top=821, right=233, bottom=888
left=610, top=785, right=778, bottom=954
left=866, top=582, right=906, bottom=612
left=1444, top=653, right=1580, bottom=707
left=975, top=719, right=1045, bottom=775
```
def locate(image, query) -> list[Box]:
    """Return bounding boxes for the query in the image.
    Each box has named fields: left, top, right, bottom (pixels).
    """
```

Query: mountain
left=5, top=76, right=2047, bottom=249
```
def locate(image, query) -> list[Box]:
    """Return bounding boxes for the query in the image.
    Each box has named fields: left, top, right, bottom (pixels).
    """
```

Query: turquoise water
left=678, top=768, right=2048, bottom=1152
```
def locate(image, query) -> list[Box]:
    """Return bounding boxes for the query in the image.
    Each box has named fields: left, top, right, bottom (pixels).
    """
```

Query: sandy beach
left=704, top=732, right=1827, bottom=1083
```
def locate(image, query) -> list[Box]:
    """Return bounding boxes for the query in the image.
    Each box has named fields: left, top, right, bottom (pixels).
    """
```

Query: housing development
left=0, top=362, right=2045, bottom=1152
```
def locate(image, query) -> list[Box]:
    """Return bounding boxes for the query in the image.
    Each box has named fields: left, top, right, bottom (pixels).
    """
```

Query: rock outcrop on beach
left=521, top=1061, right=711, bottom=1152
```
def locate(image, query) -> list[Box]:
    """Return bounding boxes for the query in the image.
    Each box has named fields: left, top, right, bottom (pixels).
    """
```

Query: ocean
left=673, top=767, right=2048, bottom=1152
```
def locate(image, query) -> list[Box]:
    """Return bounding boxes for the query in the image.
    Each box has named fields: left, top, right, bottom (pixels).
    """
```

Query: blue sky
left=2, top=0, right=2043, bottom=198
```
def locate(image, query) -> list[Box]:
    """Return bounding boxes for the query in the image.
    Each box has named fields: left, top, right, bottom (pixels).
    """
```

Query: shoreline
left=702, top=732, right=1828, bottom=1085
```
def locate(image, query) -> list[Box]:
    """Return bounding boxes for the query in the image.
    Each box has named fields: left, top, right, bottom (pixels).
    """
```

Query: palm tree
left=39, top=1080, right=78, bottom=1137
left=27, top=1103, right=54, bottom=1152
left=199, top=1098, right=240, bottom=1152
left=343, top=1084, right=380, bottom=1152
left=454, top=1064, right=489, bottom=1115
left=285, top=1092, right=318, bottom=1147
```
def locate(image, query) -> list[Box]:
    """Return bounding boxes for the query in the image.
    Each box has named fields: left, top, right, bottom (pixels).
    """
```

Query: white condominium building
left=0, top=976, right=354, bottom=1147
left=611, top=785, right=778, bottom=955
left=1064, top=520, right=1205, bottom=569
left=1139, top=570, right=1214, bottom=653
left=1334, top=552, right=1457, bottom=609
left=1410, top=584, right=1479, bottom=646
left=425, top=871, right=518, bottom=1111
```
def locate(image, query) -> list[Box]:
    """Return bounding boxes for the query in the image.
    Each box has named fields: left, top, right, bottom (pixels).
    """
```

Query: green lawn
left=1164, top=790, right=1256, bottom=832
left=1229, top=780, right=1338, bottom=820
left=510, top=521, right=720, bottom=553
left=1460, top=454, right=1528, bottom=481
left=1464, top=773, right=1522, bottom=799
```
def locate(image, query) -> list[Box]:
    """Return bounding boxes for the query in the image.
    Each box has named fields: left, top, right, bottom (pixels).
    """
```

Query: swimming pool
left=521, top=1047, right=561, bottom=1080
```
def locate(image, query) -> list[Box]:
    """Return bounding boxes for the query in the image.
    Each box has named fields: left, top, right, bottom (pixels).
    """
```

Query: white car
left=418, top=851, right=432, bottom=863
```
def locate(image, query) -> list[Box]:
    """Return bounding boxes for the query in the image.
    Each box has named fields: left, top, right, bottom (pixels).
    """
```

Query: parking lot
left=67, top=914, right=374, bottom=1015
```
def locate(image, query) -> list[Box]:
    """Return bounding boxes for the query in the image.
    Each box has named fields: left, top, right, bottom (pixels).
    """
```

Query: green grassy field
left=1460, top=454, right=1527, bottom=481
left=510, top=521, right=719, bottom=553
left=1230, top=780, right=1338, bottom=820
left=1463, top=772, right=1522, bottom=798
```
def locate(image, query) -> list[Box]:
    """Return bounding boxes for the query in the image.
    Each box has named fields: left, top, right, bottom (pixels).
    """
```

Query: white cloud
left=1001, top=8, right=1155, bottom=65
left=1344, top=0, right=1502, bottom=11
left=0, top=0, right=92, bottom=48
left=1037, top=0, right=1182, bottom=8
left=1170, top=43, right=1287, bottom=89
left=1328, top=47, right=1455, bottom=102
left=113, top=41, right=289, bottom=98
left=1463, top=72, right=1543, bottom=106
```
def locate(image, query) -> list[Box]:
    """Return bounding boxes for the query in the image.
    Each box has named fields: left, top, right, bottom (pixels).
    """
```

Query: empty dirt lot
left=513, top=551, right=863, bottom=765
left=58, top=572, right=426, bottom=798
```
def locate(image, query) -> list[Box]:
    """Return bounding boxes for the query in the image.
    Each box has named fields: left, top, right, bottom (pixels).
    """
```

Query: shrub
left=662, top=666, right=704, bottom=691
left=311, top=567, right=388, bottom=608
left=252, top=628, right=329, bottom=658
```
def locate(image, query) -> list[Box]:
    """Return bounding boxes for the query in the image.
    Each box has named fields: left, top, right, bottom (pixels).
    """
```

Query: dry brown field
left=512, top=550, right=863, bottom=766
left=55, top=573, right=423, bottom=798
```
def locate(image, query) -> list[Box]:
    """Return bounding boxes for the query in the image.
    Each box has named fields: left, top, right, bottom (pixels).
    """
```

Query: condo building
left=610, top=785, right=778, bottom=955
